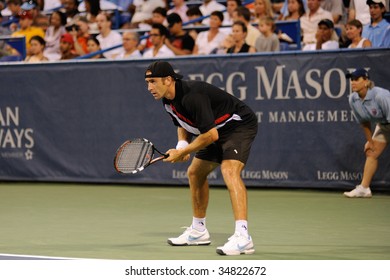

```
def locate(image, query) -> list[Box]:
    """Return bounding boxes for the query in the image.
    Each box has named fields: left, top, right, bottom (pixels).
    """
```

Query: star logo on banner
left=25, top=149, right=33, bottom=160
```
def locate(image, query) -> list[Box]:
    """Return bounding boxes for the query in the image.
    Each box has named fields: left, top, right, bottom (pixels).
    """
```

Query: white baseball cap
left=366, top=0, right=386, bottom=7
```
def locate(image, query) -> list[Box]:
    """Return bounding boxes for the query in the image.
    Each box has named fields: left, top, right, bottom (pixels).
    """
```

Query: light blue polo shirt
left=362, top=19, right=390, bottom=47
left=349, top=87, right=390, bottom=124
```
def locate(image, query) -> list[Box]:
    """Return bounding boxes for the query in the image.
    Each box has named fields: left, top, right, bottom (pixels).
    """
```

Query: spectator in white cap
left=362, top=0, right=390, bottom=47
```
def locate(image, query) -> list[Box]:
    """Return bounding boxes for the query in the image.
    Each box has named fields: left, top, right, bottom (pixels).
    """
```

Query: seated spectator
left=362, top=0, right=390, bottom=47
left=129, top=0, right=166, bottom=28
left=280, top=0, right=305, bottom=21
left=24, top=35, right=48, bottom=62
left=137, top=7, right=167, bottom=52
left=62, top=0, right=80, bottom=25
left=86, top=36, right=105, bottom=58
left=345, top=19, right=372, bottom=48
left=0, top=14, right=11, bottom=54
left=34, top=14, right=50, bottom=33
left=12, top=9, right=45, bottom=55
left=302, top=19, right=339, bottom=50
left=193, top=11, right=227, bottom=55
left=233, top=6, right=260, bottom=47
left=67, top=17, right=90, bottom=56
left=141, top=6, right=167, bottom=29
left=96, top=12, right=123, bottom=59
left=199, top=0, right=226, bottom=25
left=21, top=0, right=42, bottom=27
left=80, top=0, right=101, bottom=33
left=59, top=33, right=78, bottom=59
left=321, top=0, right=344, bottom=24
left=43, top=0, right=62, bottom=12
left=348, top=0, right=371, bottom=25
left=227, top=20, right=256, bottom=53
left=300, top=0, right=333, bottom=46
left=115, top=0, right=133, bottom=12
left=17, top=0, right=49, bottom=32
left=142, top=23, right=175, bottom=58
left=271, top=0, right=285, bottom=17
left=186, top=6, right=204, bottom=26
left=224, top=0, right=242, bottom=26
left=43, top=10, right=66, bottom=61
left=255, top=16, right=280, bottom=52
left=186, top=6, right=205, bottom=41
left=167, top=0, right=189, bottom=23
left=279, top=0, right=308, bottom=19
left=114, top=31, right=142, bottom=59
left=3, top=0, right=22, bottom=19
left=165, top=13, right=195, bottom=55
left=252, top=0, right=275, bottom=23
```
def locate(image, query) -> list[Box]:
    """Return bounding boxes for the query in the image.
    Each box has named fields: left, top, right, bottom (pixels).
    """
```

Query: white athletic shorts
left=373, top=123, right=390, bottom=143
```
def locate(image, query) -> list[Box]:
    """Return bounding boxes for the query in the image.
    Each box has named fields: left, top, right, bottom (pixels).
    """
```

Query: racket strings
left=116, top=140, right=153, bottom=173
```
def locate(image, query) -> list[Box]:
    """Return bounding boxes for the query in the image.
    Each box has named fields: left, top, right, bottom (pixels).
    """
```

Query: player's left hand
left=164, top=149, right=190, bottom=163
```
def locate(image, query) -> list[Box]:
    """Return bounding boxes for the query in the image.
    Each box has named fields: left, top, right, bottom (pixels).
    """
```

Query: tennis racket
left=114, top=138, right=168, bottom=174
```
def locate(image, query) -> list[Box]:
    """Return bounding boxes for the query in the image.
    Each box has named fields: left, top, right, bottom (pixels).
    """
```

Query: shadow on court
left=0, top=183, right=389, bottom=260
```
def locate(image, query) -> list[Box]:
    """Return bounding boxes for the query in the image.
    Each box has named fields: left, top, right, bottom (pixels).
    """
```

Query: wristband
left=176, top=140, right=189, bottom=150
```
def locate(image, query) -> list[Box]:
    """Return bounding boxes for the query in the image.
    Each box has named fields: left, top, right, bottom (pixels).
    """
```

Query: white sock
left=235, top=220, right=249, bottom=237
left=192, top=217, right=206, bottom=232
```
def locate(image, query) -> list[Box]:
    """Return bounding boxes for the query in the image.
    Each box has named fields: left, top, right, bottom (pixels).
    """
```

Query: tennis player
left=144, top=61, right=258, bottom=255
left=344, top=68, right=390, bottom=198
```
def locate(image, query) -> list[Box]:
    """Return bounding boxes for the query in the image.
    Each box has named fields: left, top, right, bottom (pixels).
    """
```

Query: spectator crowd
left=0, top=0, right=389, bottom=62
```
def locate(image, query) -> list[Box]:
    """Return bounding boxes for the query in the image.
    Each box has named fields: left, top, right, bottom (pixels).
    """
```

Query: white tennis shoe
left=216, top=232, right=255, bottom=256
left=167, top=226, right=211, bottom=246
left=343, top=185, right=372, bottom=198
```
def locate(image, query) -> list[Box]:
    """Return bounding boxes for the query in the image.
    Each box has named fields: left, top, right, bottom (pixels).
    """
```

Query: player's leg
left=220, top=159, right=247, bottom=221
left=216, top=159, right=255, bottom=255
left=167, top=157, right=218, bottom=246
left=215, top=117, right=258, bottom=256
left=187, top=157, right=219, bottom=218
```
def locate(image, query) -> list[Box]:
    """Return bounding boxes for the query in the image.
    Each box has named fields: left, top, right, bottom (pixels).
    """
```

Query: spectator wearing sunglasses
left=142, top=23, right=175, bottom=58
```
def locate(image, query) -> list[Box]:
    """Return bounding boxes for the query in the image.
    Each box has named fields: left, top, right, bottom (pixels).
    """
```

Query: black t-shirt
left=162, top=80, right=255, bottom=135
left=227, top=43, right=251, bottom=54
left=168, top=32, right=195, bottom=52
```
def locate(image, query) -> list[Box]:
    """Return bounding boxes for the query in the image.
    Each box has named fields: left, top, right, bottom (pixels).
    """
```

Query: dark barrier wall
left=1, top=49, right=390, bottom=190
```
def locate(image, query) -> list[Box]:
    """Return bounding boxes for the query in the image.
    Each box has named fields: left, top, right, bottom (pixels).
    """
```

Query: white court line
left=0, top=253, right=87, bottom=260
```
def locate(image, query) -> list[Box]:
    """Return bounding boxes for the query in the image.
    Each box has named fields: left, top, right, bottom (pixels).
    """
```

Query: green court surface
left=0, top=183, right=389, bottom=260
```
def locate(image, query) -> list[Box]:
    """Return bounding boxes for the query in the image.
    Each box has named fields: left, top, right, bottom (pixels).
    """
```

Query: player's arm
left=174, top=127, right=192, bottom=162
left=165, top=127, right=219, bottom=163
left=182, top=127, right=218, bottom=155
left=177, top=127, right=192, bottom=144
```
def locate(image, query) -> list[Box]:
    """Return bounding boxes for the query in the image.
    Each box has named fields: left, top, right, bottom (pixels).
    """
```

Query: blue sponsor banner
left=1, top=49, right=390, bottom=190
